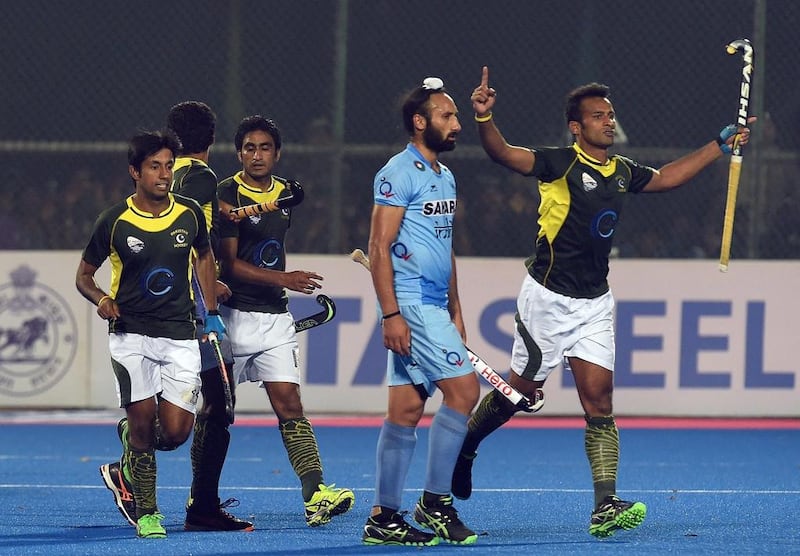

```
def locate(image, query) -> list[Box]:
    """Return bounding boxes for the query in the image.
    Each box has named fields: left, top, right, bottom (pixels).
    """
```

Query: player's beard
left=423, top=125, right=457, bottom=153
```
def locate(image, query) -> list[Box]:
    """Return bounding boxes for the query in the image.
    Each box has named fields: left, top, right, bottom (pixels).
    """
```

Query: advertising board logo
left=0, top=265, right=77, bottom=396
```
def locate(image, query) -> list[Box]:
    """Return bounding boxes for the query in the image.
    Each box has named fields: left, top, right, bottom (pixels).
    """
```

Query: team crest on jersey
left=414, top=161, right=425, bottom=172
left=171, top=228, right=189, bottom=248
left=615, top=176, right=627, bottom=191
left=127, top=236, right=145, bottom=253
left=0, top=265, right=77, bottom=397
left=378, top=179, right=394, bottom=198
left=581, top=172, right=598, bottom=192
left=391, top=243, right=412, bottom=262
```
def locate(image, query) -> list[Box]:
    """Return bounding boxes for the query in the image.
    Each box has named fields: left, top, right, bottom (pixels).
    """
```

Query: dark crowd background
left=1, top=0, right=797, bottom=260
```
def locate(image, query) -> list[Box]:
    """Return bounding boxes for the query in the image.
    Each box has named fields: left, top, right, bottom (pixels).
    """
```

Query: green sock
left=189, top=415, right=230, bottom=510
left=127, top=447, right=158, bottom=518
left=585, top=415, right=619, bottom=507
left=279, top=417, right=323, bottom=501
left=461, top=390, right=515, bottom=455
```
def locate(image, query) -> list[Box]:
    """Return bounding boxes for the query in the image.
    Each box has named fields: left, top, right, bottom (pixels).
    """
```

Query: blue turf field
left=0, top=414, right=799, bottom=555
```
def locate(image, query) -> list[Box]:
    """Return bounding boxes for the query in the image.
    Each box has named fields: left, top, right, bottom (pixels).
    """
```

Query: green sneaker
left=413, top=493, right=478, bottom=545
left=136, top=512, right=166, bottom=539
left=117, top=417, right=131, bottom=483
left=589, top=495, right=647, bottom=538
left=304, top=484, right=355, bottom=526
left=363, top=511, right=440, bottom=546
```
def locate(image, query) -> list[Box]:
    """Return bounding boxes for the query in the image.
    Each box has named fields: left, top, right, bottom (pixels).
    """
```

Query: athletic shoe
left=100, top=461, right=137, bottom=527
left=589, top=495, right=647, bottom=538
left=136, top=512, right=166, bottom=539
left=413, top=494, right=478, bottom=545
left=362, top=511, right=440, bottom=546
left=451, top=451, right=477, bottom=500
left=304, top=483, right=355, bottom=526
left=185, top=497, right=255, bottom=532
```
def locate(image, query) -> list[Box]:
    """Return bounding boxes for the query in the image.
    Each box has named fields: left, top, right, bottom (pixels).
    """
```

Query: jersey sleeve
left=617, top=155, right=656, bottom=193
left=81, top=204, right=123, bottom=268
left=529, top=147, right=562, bottom=181
left=374, top=160, right=413, bottom=208
left=216, top=179, right=239, bottom=239
left=181, top=196, right=211, bottom=252
left=81, top=216, right=111, bottom=268
left=177, top=169, right=217, bottom=206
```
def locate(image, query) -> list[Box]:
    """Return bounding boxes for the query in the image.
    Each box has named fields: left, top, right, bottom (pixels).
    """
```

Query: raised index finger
left=481, top=65, right=489, bottom=88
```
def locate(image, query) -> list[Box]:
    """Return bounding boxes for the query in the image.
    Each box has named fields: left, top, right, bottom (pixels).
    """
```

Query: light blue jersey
left=373, top=144, right=456, bottom=307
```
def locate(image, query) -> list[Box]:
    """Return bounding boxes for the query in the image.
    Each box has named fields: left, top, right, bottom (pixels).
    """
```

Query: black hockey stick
left=349, top=248, right=543, bottom=412
left=294, top=294, right=336, bottom=332
left=719, top=38, right=754, bottom=272
left=230, top=180, right=305, bottom=219
left=206, top=331, right=235, bottom=424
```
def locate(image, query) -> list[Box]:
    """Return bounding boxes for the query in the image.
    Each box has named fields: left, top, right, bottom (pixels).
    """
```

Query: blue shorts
left=387, top=304, right=472, bottom=396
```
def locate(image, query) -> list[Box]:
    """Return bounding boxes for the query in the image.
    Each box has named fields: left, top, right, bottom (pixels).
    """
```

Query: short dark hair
left=166, top=101, right=216, bottom=154
left=127, top=129, right=181, bottom=172
left=401, top=77, right=449, bottom=135
left=234, top=115, right=282, bottom=152
left=565, top=82, right=611, bottom=124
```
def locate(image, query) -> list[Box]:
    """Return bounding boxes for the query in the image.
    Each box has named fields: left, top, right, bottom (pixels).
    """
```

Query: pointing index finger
left=481, top=65, right=489, bottom=88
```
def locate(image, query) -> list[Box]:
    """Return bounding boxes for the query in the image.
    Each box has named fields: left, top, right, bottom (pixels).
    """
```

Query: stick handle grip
left=230, top=200, right=280, bottom=218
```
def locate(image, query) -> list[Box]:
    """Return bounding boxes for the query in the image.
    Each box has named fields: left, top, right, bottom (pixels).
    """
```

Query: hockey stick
left=294, top=294, right=336, bottom=332
left=719, top=38, right=754, bottom=272
left=206, top=331, right=235, bottom=424
left=229, top=180, right=305, bottom=219
left=348, top=248, right=543, bottom=412
left=191, top=274, right=236, bottom=424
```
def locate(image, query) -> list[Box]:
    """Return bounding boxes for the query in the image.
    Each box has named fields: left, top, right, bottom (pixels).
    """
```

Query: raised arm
left=644, top=117, right=755, bottom=192
left=472, top=66, right=536, bottom=175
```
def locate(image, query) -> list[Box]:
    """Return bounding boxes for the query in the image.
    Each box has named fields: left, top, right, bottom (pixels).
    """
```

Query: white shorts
left=108, top=333, right=202, bottom=413
left=221, top=307, right=300, bottom=384
left=511, top=275, right=615, bottom=381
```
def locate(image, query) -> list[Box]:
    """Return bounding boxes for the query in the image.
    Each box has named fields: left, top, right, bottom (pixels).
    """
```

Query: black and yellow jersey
left=526, top=144, right=654, bottom=298
left=217, top=173, right=293, bottom=313
left=81, top=193, right=210, bottom=339
left=171, top=156, right=219, bottom=242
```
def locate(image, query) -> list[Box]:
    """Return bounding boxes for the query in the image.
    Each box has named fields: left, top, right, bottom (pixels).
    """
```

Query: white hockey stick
left=349, top=248, right=543, bottom=412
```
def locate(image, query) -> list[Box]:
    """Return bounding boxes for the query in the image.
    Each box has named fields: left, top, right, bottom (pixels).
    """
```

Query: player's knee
left=156, top=429, right=190, bottom=451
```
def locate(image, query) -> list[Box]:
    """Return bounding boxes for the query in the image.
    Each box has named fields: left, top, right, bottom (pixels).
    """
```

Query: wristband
left=382, top=311, right=401, bottom=321
left=97, top=295, right=112, bottom=307
left=474, top=112, right=493, bottom=123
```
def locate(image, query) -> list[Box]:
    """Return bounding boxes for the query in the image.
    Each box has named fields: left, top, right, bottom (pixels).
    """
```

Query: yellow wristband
left=474, top=112, right=493, bottom=123
left=97, top=295, right=112, bottom=307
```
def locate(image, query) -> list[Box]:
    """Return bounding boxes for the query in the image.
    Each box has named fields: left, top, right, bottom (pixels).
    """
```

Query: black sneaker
left=589, top=495, right=647, bottom=538
left=414, top=494, right=478, bottom=545
left=185, top=498, right=255, bottom=532
left=100, top=461, right=137, bottom=526
left=451, top=451, right=476, bottom=500
left=362, top=511, right=440, bottom=546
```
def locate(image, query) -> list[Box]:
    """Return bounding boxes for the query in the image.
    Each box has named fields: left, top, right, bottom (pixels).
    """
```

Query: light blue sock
left=374, top=419, right=417, bottom=510
left=425, top=405, right=469, bottom=495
